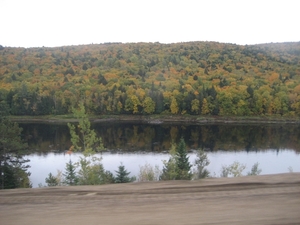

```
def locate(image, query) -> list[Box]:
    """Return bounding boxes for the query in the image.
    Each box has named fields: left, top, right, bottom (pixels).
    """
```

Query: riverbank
left=1, top=173, right=300, bottom=225
left=9, top=114, right=300, bottom=125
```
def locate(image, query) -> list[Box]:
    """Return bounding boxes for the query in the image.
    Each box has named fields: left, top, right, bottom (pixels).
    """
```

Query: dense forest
left=0, top=41, right=300, bottom=117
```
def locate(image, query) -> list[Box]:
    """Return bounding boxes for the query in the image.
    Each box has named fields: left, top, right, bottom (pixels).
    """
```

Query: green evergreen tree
left=45, top=173, right=58, bottom=186
left=2, top=162, right=31, bottom=189
left=160, top=158, right=177, bottom=180
left=0, top=109, right=31, bottom=189
left=115, top=163, right=133, bottom=183
left=160, top=139, right=192, bottom=180
left=63, top=160, right=78, bottom=185
left=160, top=143, right=177, bottom=180
left=175, top=138, right=192, bottom=180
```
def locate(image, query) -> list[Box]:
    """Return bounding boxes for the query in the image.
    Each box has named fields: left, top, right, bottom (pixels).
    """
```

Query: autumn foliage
left=0, top=41, right=299, bottom=116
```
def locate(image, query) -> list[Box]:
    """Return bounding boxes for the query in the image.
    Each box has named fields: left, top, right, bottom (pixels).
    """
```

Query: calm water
left=19, top=122, right=300, bottom=187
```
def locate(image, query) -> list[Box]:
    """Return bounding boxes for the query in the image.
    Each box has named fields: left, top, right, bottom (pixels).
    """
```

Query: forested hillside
left=0, top=41, right=300, bottom=117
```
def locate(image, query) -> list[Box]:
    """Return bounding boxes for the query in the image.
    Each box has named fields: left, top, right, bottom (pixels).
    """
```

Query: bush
left=193, top=149, right=210, bottom=179
left=45, top=172, right=60, bottom=186
left=247, top=162, right=262, bottom=176
left=77, top=157, right=114, bottom=185
left=220, top=161, right=246, bottom=177
left=221, top=162, right=262, bottom=177
left=137, top=163, right=160, bottom=182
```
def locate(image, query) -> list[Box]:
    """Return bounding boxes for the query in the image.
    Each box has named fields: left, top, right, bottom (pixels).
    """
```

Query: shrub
left=220, top=161, right=246, bottom=177
left=137, top=163, right=160, bottom=182
left=247, top=162, right=262, bottom=176
left=44, top=170, right=63, bottom=187
left=193, top=149, right=210, bottom=179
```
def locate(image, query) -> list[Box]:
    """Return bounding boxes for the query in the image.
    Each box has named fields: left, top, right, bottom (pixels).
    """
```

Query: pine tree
left=160, top=158, right=177, bottom=180
left=45, top=173, right=58, bottom=186
left=160, top=139, right=192, bottom=180
left=0, top=110, right=31, bottom=189
left=2, top=163, right=31, bottom=189
left=115, top=164, right=132, bottom=183
left=175, top=138, right=192, bottom=180
left=160, top=143, right=177, bottom=180
left=63, top=160, right=78, bottom=185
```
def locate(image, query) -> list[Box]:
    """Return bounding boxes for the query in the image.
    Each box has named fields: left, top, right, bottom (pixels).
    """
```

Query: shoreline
left=9, top=115, right=300, bottom=125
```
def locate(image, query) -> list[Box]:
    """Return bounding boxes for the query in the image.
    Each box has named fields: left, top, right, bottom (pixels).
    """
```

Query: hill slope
left=0, top=42, right=300, bottom=116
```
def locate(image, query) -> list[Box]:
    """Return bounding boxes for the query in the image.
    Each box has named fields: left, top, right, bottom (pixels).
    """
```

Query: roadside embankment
left=1, top=173, right=299, bottom=225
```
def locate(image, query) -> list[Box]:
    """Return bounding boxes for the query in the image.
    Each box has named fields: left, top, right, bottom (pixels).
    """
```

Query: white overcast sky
left=1, top=0, right=299, bottom=48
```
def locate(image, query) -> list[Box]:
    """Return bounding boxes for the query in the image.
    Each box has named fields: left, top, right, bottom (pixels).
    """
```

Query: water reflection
left=20, top=122, right=300, bottom=187
left=20, top=122, right=300, bottom=153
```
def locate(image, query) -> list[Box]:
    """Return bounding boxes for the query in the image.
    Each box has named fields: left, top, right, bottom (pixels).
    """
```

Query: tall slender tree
left=160, top=143, right=177, bottom=180
left=0, top=105, right=31, bottom=189
left=175, top=138, right=192, bottom=180
left=67, top=102, right=104, bottom=156
left=193, top=149, right=210, bottom=179
left=63, top=160, right=78, bottom=185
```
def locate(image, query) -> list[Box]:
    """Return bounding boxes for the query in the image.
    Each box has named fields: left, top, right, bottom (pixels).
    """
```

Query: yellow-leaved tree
left=201, top=98, right=210, bottom=115
left=191, top=99, right=200, bottom=114
left=170, top=97, right=179, bottom=114
left=142, top=97, right=155, bottom=114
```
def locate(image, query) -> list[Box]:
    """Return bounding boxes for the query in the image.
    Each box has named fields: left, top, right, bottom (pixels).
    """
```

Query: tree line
left=0, top=41, right=299, bottom=117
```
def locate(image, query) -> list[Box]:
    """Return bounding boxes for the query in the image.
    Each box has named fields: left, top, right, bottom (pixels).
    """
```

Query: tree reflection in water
left=19, top=122, right=300, bottom=154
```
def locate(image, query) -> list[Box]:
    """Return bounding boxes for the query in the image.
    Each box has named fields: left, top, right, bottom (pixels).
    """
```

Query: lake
left=19, top=122, right=300, bottom=187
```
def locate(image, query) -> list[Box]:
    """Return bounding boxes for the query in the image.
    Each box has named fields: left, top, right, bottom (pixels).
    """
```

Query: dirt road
left=1, top=173, right=299, bottom=225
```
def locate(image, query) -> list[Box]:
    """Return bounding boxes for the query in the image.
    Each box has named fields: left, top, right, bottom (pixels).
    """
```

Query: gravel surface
left=1, top=173, right=299, bottom=225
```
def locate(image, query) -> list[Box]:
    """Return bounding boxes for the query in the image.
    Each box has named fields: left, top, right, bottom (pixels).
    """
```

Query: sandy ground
left=1, top=173, right=299, bottom=225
